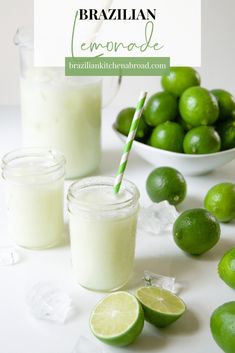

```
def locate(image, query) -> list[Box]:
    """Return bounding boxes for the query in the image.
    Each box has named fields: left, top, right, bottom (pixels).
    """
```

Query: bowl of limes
left=113, top=67, right=235, bottom=176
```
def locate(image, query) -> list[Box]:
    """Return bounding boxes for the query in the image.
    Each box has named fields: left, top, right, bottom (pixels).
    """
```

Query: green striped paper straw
left=113, top=91, right=148, bottom=193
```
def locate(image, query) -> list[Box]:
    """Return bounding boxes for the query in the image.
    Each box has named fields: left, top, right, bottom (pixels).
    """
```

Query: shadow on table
left=130, top=255, right=197, bottom=287
left=132, top=238, right=235, bottom=282
left=194, top=236, right=235, bottom=262
left=166, top=309, right=200, bottom=336
left=130, top=327, right=167, bottom=352
left=125, top=256, right=192, bottom=300
left=122, top=311, right=199, bottom=352
left=205, top=160, right=235, bottom=181
left=177, top=194, right=202, bottom=213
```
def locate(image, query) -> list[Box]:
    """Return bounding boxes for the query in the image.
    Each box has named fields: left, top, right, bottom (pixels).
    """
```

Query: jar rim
left=2, top=148, right=66, bottom=180
left=68, top=176, right=140, bottom=212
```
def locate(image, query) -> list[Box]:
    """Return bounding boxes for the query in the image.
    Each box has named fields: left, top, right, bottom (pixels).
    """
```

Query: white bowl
left=113, top=126, right=235, bottom=176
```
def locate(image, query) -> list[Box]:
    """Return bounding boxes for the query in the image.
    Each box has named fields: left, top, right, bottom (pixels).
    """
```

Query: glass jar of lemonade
left=68, top=176, right=140, bottom=292
left=2, top=148, right=65, bottom=249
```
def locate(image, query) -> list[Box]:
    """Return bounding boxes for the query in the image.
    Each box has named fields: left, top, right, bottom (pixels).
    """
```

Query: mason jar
left=2, top=148, right=66, bottom=249
left=68, top=176, right=140, bottom=292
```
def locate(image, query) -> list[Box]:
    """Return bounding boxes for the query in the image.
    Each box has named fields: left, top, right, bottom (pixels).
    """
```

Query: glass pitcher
left=14, top=27, right=121, bottom=179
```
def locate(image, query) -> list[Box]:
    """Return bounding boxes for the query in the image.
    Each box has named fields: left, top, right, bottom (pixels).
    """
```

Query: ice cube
left=138, top=201, right=179, bottom=235
left=26, top=282, right=72, bottom=323
left=143, top=271, right=176, bottom=293
left=71, top=336, right=104, bottom=353
left=0, top=247, right=20, bottom=266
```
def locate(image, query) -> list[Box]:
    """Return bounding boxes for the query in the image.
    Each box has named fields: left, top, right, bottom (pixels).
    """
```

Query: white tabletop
left=0, top=106, right=235, bottom=353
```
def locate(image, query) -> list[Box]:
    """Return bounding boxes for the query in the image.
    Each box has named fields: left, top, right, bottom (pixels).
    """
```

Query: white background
left=0, top=0, right=235, bottom=106
left=0, top=1, right=235, bottom=352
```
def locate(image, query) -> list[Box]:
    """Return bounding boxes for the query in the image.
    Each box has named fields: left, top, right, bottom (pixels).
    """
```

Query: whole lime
left=183, top=126, right=221, bottom=154
left=204, top=183, right=235, bottom=223
left=115, top=107, right=150, bottom=141
left=149, top=121, right=184, bottom=153
left=146, top=166, right=187, bottom=205
left=211, top=302, right=235, bottom=353
left=179, top=87, right=219, bottom=127
left=211, top=89, right=235, bottom=121
left=161, top=67, right=201, bottom=97
left=173, top=208, right=220, bottom=255
left=216, top=119, right=235, bottom=150
left=218, top=248, right=235, bottom=289
left=144, top=92, right=178, bottom=126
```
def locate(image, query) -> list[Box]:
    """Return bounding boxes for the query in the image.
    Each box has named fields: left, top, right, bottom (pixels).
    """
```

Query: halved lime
left=90, top=291, right=144, bottom=347
left=136, top=287, right=186, bottom=328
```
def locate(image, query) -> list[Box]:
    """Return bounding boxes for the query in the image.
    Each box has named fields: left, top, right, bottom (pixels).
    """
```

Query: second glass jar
left=2, top=148, right=65, bottom=249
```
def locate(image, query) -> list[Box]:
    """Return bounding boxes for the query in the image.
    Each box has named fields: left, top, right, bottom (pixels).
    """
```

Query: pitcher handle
left=102, top=76, right=122, bottom=108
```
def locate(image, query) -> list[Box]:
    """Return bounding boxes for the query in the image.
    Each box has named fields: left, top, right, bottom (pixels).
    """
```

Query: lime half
left=90, top=291, right=144, bottom=347
left=136, top=287, right=186, bottom=328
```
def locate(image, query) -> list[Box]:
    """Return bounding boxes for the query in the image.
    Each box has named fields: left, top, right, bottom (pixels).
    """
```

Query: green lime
left=173, top=208, right=221, bottom=255
left=115, top=107, right=149, bottom=141
left=211, top=89, right=235, bottom=121
left=183, top=126, right=221, bottom=154
left=179, top=87, right=219, bottom=127
left=216, top=119, right=235, bottom=150
left=90, top=291, right=144, bottom=347
left=204, top=183, right=235, bottom=223
left=144, top=92, right=178, bottom=126
left=161, top=67, right=201, bottom=97
left=218, top=248, right=235, bottom=289
left=210, top=302, right=235, bottom=353
left=149, top=121, right=184, bottom=153
left=136, top=287, right=186, bottom=328
left=146, top=167, right=187, bottom=205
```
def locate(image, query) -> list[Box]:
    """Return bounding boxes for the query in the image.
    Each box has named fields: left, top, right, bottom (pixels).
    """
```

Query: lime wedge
left=90, top=291, right=144, bottom=347
left=136, top=287, right=186, bottom=328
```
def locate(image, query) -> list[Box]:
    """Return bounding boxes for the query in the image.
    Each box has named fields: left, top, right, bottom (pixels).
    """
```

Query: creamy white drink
left=2, top=149, right=65, bottom=249
left=68, top=177, right=139, bottom=292
left=20, top=69, right=102, bottom=179
left=6, top=180, right=64, bottom=249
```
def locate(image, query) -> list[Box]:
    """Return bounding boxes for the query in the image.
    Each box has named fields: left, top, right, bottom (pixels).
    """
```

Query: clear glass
left=68, top=176, right=140, bottom=292
left=2, top=148, right=65, bottom=249
left=14, top=27, right=121, bottom=179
